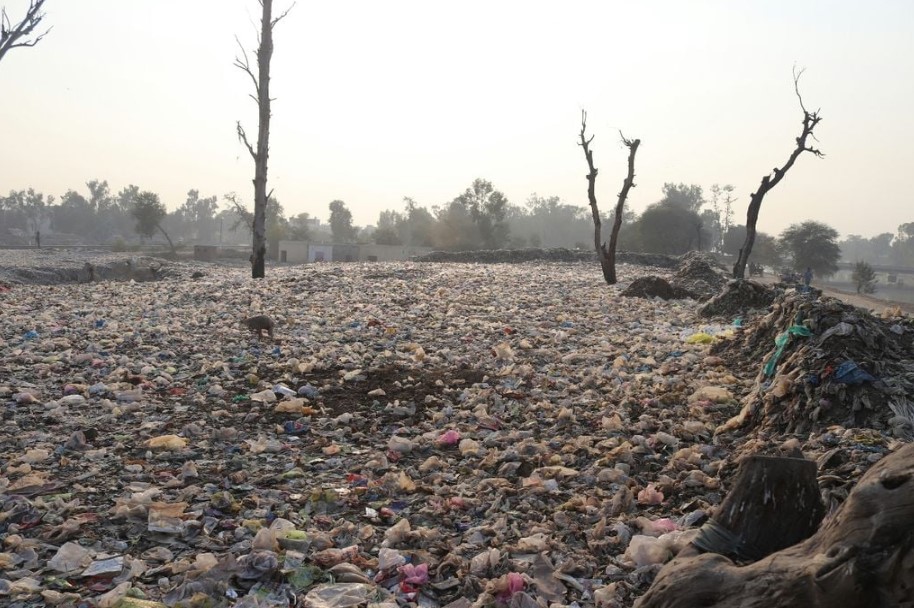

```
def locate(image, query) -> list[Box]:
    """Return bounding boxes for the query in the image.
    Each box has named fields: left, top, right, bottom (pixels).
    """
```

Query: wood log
left=636, top=443, right=914, bottom=608
left=691, top=455, right=824, bottom=561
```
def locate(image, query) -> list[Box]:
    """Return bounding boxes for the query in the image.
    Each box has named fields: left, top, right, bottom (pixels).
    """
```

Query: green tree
left=176, top=189, right=219, bottom=242
left=659, top=183, right=705, bottom=213
left=372, top=226, right=402, bottom=245
left=723, top=225, right=781, bottom=267
left=779, top=221, right=840, bottom=277
left=329, top=200, right=356, bottom=243
left=370, top=209, right=403, bottom=245
left=131, top=191, right=175, bottom=252
left=402, top=197, right=436, bottom=246
left=433, top=199, right=479, bottom=250
left=52, top=188, right=94, bottom=239
left=892, top=223, right=914, bottom=266
left=287, top=212, right=311, bottom=241
left=852, top=261, right=878, bottom=294
left=452, top=178, right=510, bottom=249
left=635, top=202, right=704, bottom=255
left=511, top=194, right=594, bottom=250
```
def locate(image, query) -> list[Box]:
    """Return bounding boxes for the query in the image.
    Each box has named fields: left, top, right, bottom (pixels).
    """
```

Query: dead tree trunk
left=578, top=110, right=639, bottom=285
left=733, top=68, right=823, bottom=279
left=235, top=0, right=292, bottom=279
left=636, top=443, right=914, bottom=608
left=0, top=0, right=50, bottom=64
left=690, top=455, right=824, bottom=562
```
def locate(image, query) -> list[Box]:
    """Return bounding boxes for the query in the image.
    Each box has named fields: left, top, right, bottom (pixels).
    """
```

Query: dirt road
left=757, top=274, right=914, bottom=315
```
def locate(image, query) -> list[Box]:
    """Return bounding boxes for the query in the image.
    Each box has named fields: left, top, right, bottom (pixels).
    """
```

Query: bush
left=852, top=261, right=878, bottom=294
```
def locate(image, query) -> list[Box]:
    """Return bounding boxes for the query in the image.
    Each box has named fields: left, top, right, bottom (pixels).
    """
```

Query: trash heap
left=713, top=291, right=914, bottom=437
left=622, top=253, right=729, bottom=302
left=2, top=250, right=911, bottom=607
left=669, top=253, right=729, bottom=301
left=698, top=280, right=778, bottom=319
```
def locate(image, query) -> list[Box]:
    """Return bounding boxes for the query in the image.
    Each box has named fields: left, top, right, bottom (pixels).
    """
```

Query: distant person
left=35, top=230, right=41, bottom=248
left=803, top=267, right=813, bottom=290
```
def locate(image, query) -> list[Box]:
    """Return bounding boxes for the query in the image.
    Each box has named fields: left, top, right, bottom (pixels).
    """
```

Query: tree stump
left=636, top=443, right=914, bottom=608
left=691, top=455, right=824, bottom=561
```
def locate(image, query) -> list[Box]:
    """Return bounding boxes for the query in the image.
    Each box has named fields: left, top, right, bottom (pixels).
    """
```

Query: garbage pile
left=622, top=253, right=729, bottom=302
left=698, top=280, right=778, bottom=318
left=713, top=291, right=914, bottom=437
left=621, top=277, right=695, bottom=300
left=670, top=253, right=729, bottom=301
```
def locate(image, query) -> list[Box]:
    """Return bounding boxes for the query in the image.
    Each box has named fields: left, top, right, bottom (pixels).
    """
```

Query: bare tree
left=733, top=68, right=823, bottom=279
left=235, top=0, right=293, bottom=278
left=0, top=0, right=49, bottom=64
left=578, top=110, right=640, bottom=285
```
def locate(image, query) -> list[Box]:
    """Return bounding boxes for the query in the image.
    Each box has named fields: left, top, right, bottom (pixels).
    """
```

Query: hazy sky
left=2, top=0, right=912, bottom=238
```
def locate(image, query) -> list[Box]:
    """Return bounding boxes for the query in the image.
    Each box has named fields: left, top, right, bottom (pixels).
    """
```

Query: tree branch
left=272, top=2, right=296, bottom=26
left=233, top=36, right=260, bottom=99
left=0, top=0, right=51, bottom=63
left=224, top=192, right=254, bottom=231
left=578, top=110, right=603, bottom=256
left=236, top=121, right=257, bottom=161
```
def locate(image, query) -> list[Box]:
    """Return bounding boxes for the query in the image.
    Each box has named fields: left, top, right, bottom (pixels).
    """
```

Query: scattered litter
left=0, top=250, right=909, bottom=606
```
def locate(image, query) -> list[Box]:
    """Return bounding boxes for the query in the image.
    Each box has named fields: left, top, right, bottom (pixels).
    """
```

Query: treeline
left=3, top=178, right=914, bottom=273
left=369, top=180, right=781, bottom=264
left=0, top=181, right=247, bottom=247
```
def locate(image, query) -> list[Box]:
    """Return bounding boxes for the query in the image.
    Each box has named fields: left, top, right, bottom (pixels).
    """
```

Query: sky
left=1, top=0, right=913, bottom=239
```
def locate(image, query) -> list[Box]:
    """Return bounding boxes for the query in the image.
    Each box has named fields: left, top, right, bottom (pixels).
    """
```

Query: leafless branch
left=792, top=65, right=809, bottom=114
left=236, top=121, right=257, bottom=160
left=619, top=130, right=637, bottom=149
left=233, top=36, right=260, bottom=99
left=578, top=110, right=604, bottom=257
left=224, top=192, right=253, bottom=231
left=0, top=0, right=51, bottom=63
left=272, top=2, right=296, bottom=26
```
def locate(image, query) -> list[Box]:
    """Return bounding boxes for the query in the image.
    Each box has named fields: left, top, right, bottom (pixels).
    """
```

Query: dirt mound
left=622, top=276, right=697, bottom=300
left=714, top=291, right=914, bottom=435
left=699, top=280, right=778, bottom=318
